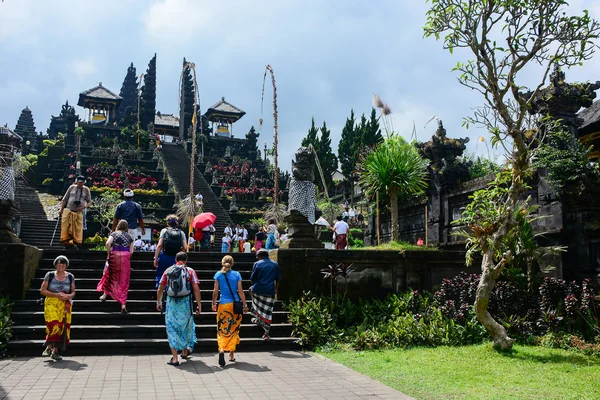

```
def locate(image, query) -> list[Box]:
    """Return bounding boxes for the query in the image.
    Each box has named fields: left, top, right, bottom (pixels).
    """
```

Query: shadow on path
left=43, top=360, right=89, bottom=371
left=499, top=349, right=600, bottom=367
left=268, top=351, right=311, bottom=359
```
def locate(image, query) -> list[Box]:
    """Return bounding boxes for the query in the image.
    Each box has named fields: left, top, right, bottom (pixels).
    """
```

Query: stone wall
left=275, top=248, right=478, bottom=301
left=0, top=243, right=42, bottom=300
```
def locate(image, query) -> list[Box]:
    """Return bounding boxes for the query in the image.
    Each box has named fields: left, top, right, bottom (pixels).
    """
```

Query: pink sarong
left=97, top=249, right=131, bottom=305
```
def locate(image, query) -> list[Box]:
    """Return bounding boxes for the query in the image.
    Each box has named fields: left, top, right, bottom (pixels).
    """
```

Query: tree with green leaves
left=180, top=57, right=194, bottom=140
left=363, top=108, right=383, bottom=147
left=116, top=63, right=138, bottom=127
left=301, top=117, right=319, bottom=149
left=424, top=0, right=599, bottom=350
left=140, top=54, right=157, bottom=130
left=338, top=110, right=358, bottom=183
left=358, top=134, right=428, bottom=241
left=315, top=121, right=338, bottom=191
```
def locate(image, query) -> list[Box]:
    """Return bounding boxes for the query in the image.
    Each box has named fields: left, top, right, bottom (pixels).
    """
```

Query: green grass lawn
left=360, top=241, right=438, bottom=251
left=321, top=343, right=600, bottom=400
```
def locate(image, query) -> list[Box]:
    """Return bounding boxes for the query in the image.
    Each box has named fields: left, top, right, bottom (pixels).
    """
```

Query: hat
left=76, top=176, right=86, bottom=182
left=256, top=248, right=269, bottom=257
left=53, top=255, right=70, bottom=267
left=123, top=189, right=134, bottom=198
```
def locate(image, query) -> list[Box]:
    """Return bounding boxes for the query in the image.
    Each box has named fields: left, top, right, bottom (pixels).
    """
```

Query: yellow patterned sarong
left=60, top=209, right=83, bottom=245
left=217, top=303, right=241, bottom=352
left=44, top=297, right=72, bottom=348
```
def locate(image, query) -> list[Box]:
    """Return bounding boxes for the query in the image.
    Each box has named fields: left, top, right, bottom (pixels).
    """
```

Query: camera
left=74, top=200, right=81, bottom=206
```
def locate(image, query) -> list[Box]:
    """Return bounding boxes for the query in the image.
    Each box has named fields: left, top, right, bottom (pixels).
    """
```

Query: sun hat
left=123, top=189, right=134, bottom=198
left=53, top=255, right=70, bottom=267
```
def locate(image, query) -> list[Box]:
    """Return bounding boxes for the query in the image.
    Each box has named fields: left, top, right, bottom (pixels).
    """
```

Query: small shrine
left=78, top=82, right=123, bottom=125
left=154, top=113, right=180, bottom=140
left=204, top=97, right=246, bottom=138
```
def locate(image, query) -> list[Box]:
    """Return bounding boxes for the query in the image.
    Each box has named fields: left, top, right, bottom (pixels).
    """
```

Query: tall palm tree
left=358, top=134, right=428, bottom=241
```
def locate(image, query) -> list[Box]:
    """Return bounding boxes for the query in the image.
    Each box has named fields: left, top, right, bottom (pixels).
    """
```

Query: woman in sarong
left=212, top=255, right=248, bottom=367
left=265, top=219, right=278, bottom=250
left=254, top=227, right=265, bottom=250
left=156, top=252, right=202, bottom=366
left=40, top=255, right=76, bottom=361
left=97, top=219, right=134, bottom=313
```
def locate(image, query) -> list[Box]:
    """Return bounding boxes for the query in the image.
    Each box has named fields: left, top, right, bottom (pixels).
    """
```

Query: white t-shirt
left=188, top=237, right=195, bottom=245
left=222, top=236, right=231, bottom=244
left=134, top=239, right=143, bottom=248
left=243, top=242, right=251, bottom=253
left=224, top=226, right=233, bottom=236
left=349, top=208, right=356, bottom=218
left=242, top=229, right=248, bottom=240
left=334, top=220, right=349, bottom=235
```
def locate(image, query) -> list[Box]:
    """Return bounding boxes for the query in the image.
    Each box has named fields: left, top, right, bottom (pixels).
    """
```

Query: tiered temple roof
left=204, top=97, right=246, bottom=122
left=77, top=83, right=122, bottom=108
left=14, top=107, right=37, bottom=139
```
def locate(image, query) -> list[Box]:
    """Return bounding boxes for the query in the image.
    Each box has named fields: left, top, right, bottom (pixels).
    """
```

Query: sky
left=1, top=0, right=600, bottom=172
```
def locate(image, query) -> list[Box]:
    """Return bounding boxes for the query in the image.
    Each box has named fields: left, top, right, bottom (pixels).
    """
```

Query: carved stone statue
left=117, top=153, right=124, bottom=167
left=224, top=146, right=231, bottom=158
left=229, top=193, right=238, bottom=213
left=256, top=149, right=262, bottom=161
left=250, top=174, right=256, bottom=187
left=152, top=146, right=159, bottom=161
left=211, top=169, right=219, bottom=185
left=167, top=179, right=174, bottom=194
left=283, top=146, right=322, bottom=249
left=204, top=162, right=211, bottom=174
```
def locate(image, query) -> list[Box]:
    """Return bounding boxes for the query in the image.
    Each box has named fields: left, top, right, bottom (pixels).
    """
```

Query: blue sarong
left=265, top=233, right=276, bottom=250
left=165, top=295, right=196, bottom=351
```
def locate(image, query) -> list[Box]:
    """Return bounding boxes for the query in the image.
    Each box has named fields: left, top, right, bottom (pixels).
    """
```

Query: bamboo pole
left=376, top=192, right=380, bottom=246
left=425, top=204, right=428, bottom=247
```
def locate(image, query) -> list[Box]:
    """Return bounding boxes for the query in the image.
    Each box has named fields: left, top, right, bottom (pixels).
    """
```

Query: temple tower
left=14, top=107, right=37, bottom=155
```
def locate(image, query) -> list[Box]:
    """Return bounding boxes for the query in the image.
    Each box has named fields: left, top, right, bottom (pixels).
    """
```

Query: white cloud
left=69, top=58, right=98, bottom=81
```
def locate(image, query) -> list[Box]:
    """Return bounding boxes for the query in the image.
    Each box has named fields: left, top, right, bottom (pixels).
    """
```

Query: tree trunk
left=475, top=250, right=514, bottom=351
left=390, top=187, right=399, bottom=242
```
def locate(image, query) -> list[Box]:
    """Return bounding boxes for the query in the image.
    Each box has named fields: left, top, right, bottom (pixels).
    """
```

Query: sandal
left=167, top=358, right=179, bottom=366
left=262, top=334, right=270, bottom=341
left=180, top=347, right=193, bottom=359
left=42, top=347, right=52, bottom=357
left=99, top=296, right=106, bottom=302
left=218, top=352, right=225, bottom=367
left=121, top=308, right=128, bottom=314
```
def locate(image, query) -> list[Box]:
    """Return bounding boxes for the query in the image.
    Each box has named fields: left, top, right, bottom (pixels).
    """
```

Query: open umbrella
left=192, top=212, right=216, bottom=229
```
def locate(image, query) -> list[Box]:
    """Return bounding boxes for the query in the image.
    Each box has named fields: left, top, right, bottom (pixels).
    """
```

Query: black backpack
left=163, top=228, right=182, bottom=256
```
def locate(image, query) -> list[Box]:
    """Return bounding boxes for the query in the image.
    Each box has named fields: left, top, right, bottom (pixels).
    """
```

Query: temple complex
left=77, top=82, right=123, bottom=125
left=204, top=97, right=246, bottom=138
left=13, top=107, right=38, bottom=155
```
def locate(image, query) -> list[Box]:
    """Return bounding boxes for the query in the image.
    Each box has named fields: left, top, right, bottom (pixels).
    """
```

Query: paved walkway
left=0, top=352, right=411, bottom=400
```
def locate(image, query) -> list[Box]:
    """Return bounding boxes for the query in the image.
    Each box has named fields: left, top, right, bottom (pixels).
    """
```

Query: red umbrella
left=192, top=212, right=217, bottom=229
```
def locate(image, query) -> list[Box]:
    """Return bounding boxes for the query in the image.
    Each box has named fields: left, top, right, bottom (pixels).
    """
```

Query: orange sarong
left=216, top=302, right=242, bottom=352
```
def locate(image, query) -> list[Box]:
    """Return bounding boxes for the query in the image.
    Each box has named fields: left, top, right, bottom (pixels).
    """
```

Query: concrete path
left=0, top=352, right=412, bottom=400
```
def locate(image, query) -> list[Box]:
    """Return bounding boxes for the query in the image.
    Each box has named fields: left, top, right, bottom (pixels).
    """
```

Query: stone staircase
left=15, top=177, right=63, bottom=249
left=9, top=249, right=297, bottom=356
left=161, top=143, right=233, bottom=249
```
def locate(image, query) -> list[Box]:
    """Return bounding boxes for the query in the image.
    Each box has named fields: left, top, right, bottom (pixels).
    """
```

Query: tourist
left=149, top=242, right=157, bottom=252
left=254, top=227, right=265, bottom=250
left=221, top=233, right=232, bottom=253
left=349, top=207, right=356, bottom=225
left=212, top=255, right=248, bottom=367
left=280, top=229, right=289, bottom=242
left=40, top=255, right=76, bottom=361
left=265, top=219, right=279, bottom=250
left=112, top=189, right=145, bottom=238
left=231, top=231, right=240, bottom=253
left=342, top=207, right=350, bottom=223
left=153, top=215, right=188, bottom=288
left=235, top=224, right=244, bottom=252
left=195, top=193, right=203, bottom=209
left=200, top=224, right=214, bottom=251
left=224, top=223, right=233, bottom=238
left=188, top=233, right=196, bottom=252
left=59, top=175, right=91, bottom=249
left=243, top=241, right=251, bottom=253
left=97, top=219, right=134, bottom=313
left=249, top=248, right=281, bottom=341
left=240, top=225, right=248, bottom=252
left=156, top=252, right=202, bottom=367
left=134, top=235, right=143, bottom=252
left=330, top=215, right=349, bottom=250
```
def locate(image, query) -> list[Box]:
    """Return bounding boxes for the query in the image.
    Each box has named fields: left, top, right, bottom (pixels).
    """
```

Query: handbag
left=223, top=272, right=243, bottom=315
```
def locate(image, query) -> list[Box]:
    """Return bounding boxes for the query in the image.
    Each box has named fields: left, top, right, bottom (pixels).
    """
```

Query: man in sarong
left=330, top=215, right=349, bottom=250
left=249, top=248, right=281, bottom=340
left=59, top=176, right=91, bottom=249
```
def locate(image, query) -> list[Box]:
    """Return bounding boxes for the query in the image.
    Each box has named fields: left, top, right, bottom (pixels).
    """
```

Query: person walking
left=212, top=255, right=248, bottom=367
left=330, top=215, right=349, bottom=250
left=224, top=223, right=233, bottom=238
left=156, top=252, right=202, bottom=366
left=249, top=248, right=281, bottom=341
left=97, top=219, right=134, bottom=313
left=265, top=219, right=279, bottom=250
left=153, top=215, right=187, bottom=288
left=221, top=233, right=232, bottom=253
left=112, top=189, right=145, bottom=238
left=254, top=227, right=265, bottom=250
left=59, top=176, right=91, bottom=249
left=200, top=224, right=214, bottom=251
left=40, top=255, right=76, bottom=360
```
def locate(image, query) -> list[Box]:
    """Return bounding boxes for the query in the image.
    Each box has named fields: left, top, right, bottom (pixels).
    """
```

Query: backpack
left=165, top=265, right=191, bottom=297
left=163, top=228, right=182, bottom=256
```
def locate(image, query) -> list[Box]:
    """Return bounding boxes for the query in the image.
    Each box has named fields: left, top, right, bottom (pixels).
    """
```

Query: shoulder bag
left=223, top=272, right=244, bottom=315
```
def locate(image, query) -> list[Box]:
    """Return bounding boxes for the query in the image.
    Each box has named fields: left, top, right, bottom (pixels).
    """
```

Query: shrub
left=0, top=297, right=13, bottom=358
left=84, top=234, right=107, bottom=244
left=42, top=178, right=52, bottom=186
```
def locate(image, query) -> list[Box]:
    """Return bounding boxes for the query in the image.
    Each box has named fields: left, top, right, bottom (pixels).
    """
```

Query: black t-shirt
left=255, top=232, right=265, bottom=241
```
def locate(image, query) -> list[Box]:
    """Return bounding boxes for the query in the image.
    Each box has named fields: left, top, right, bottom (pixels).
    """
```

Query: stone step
left=7, top=337, right=299, bottom=356
left=24, top=288, right=256, bottom=300
left=12, top=323, right=293, bottom=340
left=29, top=277, right=253, bottom=290
left=12, top=299, right=286, bottom=313
left=11, top=311, right=290, bottom=325
left=35, top=268, right=254, bottom=280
